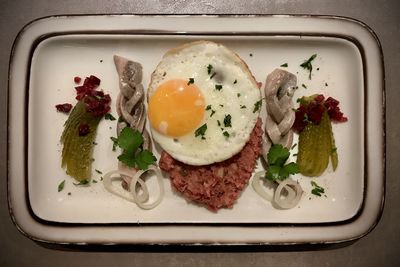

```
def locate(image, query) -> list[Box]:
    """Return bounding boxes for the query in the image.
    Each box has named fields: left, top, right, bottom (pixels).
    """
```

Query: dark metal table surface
left=1, top=0, right=398, bottom=266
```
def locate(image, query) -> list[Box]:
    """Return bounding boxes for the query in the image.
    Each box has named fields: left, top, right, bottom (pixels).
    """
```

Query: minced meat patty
left=159, top=118, right=263, bottom=211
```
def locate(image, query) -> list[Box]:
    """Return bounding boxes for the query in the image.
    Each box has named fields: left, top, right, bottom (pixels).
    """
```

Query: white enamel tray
left=8, top=15, right=385, bottom=245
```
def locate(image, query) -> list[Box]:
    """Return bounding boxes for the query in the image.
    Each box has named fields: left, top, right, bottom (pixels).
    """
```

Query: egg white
left=148, top=41, right=261, bottom=165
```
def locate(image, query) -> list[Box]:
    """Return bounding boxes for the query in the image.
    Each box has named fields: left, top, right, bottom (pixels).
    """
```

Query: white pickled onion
left=252, top=172, right=303, bottom=209
left=273, top=178, right=303, bottom=209
left=103, top=166, right=164, bottom=210
left=129, top=165, right=164, bottom=210
left=251, top=171, right=274, bottom=202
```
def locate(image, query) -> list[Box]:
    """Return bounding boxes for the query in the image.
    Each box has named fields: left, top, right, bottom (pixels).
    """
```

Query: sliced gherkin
left=297, top=111, right=336, bottom=177
left=61, top=101, right=101, bottom=182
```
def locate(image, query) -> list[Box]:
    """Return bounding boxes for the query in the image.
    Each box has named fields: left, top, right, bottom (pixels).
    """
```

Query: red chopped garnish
left=293, top=94, right=347, bottom=133
left=74, top=76, right=81, bottom=84
left=78, top=123, right=90, bottom=136
left=73, top=75, right=111, bottom=117
left=55, top=103, right=73, bottom=113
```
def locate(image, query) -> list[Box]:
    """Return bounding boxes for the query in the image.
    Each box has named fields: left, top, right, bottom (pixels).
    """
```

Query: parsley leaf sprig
left=111, top=127, right=156, bottom=170
left=266, top=144, right=299, bottom=181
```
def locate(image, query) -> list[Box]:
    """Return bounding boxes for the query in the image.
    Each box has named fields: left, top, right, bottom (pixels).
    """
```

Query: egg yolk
left=148, top=79, right=205, bottom=137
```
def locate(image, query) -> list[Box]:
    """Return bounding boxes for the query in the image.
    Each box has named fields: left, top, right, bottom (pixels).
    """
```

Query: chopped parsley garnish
left=300, top=54, right=317, bottom=80
left=311, top=181, right=325, bottom=196
left=223, top=114, right=232, bottom=127
left=105, top=113, right=116, bottom=121
left=210, top=72, right=216, bottom=79
left=207, top=64, right=213, bottom=74
left=223, top=131, right=230, bottom=138
left=206, top=105, right=215, bottom=117
left=253, top=99, right=262, bottom=113
left=280, top=63, right=288, bottom=67
left=195, top=123, right=207, bottom=140
left=219, top=104, right=224, bottom=107
left=325, top=82, right=328, bottom=86
left=302, top=83, right=307, bottom=89
left=110, top=136, right=118, bottom=151
left=95, top=169, right=102, bottom=174
left=237, top=93, right=241, bottom=97
left=233, top=79, right=237, bottom=84
left=215, top=84, right=223, bottom=91
left=73, top=180, right=90, bottom=186
left=58, top=180, right=65, bottom=192
left=217, top=120, right=221, bottom=126
left=291, top=143, right=297, bottom=150
left=187, top=78, right=194, bottom=85
left=265, top=144, right=299, bottom=181
left=92, top=180, right=98, bottom=183
left=240, top=105, right=246, bottom=109
left=111, top=127, right=156, bottom=170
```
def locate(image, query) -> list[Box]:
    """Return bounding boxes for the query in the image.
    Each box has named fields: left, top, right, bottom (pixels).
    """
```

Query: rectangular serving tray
left=8, top=15, right=385, bottom=245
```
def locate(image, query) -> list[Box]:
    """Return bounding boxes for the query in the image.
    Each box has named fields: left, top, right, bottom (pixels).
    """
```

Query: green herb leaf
left=267, top=144, right=290, bottom=166
left=237, top=93, right=241, bottom=97
left=135, top=150, right=157, bottom=170
left=300, top=54, right=317, bottom=80
left=280, top=63, right=288, bottom=67
left=187, top=78, right=194, bottom=85
left=217, top=120, right=221, bottom=126
left=104, top=113, right=116, bottom=121
left=195, top=123, right=207, bottom=139
left=95, top=169, right=102, bottom=174
left=210, top=110, right=216, bottom=117
left=253, top=100, right=262, bottom=113
left=264, top=144, right=299, bottom=182
left=110, top=136, right=118, bottom=151
left=205, top=105, right=212, bottom=110
left=207, top=64, right=213, bottom=74
left=223, top=114, right=232, bottom=127
left=210, top=72, right=216, bottom=79
left=92, top=180, right=98, bottom=183
left=240, top=105, right=246, bottom=109
left=302, top=83, right=307, bottom=89
left=117, top=127, right=143, bottom=153
left=58, top=180, right=65, bottom=192
left=233, top=79, right=237, bottom=84
left=223, top=131, right=230, bottom=138
left=215, top=84, right=223, bottom=91
left=266, top=165, right=282, bottom=181
left=282, top=162, right=299, bottom=176
left=118, top=152, right=136, bottom=167
left=311, top=181, right=325, bottom=196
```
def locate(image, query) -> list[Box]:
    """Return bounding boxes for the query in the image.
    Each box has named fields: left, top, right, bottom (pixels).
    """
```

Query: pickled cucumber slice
left=61, top=101, right=101, bottom=181
left=297, top=111, right=335, bottom=177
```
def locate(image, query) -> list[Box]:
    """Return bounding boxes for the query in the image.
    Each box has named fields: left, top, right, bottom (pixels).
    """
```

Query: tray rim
left=7, top=14, right=385, bottom=246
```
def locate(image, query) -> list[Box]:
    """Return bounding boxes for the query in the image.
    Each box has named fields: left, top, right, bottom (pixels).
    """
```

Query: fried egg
left=147, top=41, right=261, bottom=165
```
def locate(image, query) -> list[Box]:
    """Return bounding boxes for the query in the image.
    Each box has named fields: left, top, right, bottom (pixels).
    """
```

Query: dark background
left=1, top=0, right=399, bottom=266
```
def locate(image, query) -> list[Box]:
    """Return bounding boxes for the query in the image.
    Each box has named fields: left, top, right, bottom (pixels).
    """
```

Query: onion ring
left=251, top=171, right=274, bottom=202
left=252, top=172, right=303, bottom=209
left=129, top=165, right=164, bottom=210
left=103, top=166, right=164, bottom=210
left=274, top=178, right=303, bottom=209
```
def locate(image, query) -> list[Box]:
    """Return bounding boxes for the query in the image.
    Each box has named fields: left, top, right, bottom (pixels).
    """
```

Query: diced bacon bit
left=74, top=76, right=81, bottom=84
left=55, top=103, right=73, bottom=113
left=78, top=123, right=90, bottom=136
left=74, top=75, right=111, bottom=117
left=293, top=94, right=347, bottom=133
